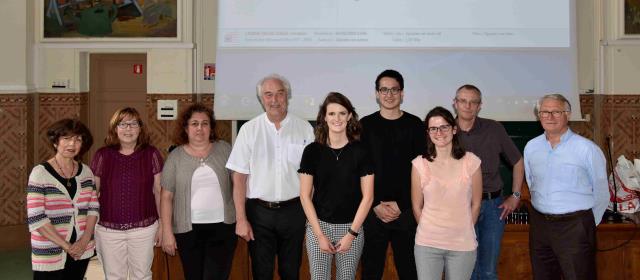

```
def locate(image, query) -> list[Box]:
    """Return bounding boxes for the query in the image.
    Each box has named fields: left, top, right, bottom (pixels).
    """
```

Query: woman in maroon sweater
left=91, top=107, right=164, bottom=280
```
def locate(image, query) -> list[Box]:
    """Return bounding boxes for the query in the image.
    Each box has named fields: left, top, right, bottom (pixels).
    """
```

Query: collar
left=545, top=128, right=574, bottom=146
left=377, top=110, right=404, bottom=121
left=458, top=116, right=484, bottom=134
left=262, top=112, right=290, bottom=129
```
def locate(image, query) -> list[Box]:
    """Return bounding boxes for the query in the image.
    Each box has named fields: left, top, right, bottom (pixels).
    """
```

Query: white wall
left=577, top=0, right=596, bottom=93
left=0, top=0, right=30, bottom=93
left=602, top=0, right=640, bottom=95
left=32, top=0, right=197, bottom=94
left=0, top=0, right=638, bottom=95
left=195, top=0, right=218, bottom=94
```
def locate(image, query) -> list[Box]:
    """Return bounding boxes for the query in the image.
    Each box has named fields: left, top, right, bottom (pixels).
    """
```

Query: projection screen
left=215, top=0, right=579, bottom=121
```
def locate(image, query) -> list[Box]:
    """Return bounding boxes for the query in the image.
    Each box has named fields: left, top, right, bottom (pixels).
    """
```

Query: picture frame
left=617, top=0, right=640, bottom=39
left=41, top=0, right=181, bottom=42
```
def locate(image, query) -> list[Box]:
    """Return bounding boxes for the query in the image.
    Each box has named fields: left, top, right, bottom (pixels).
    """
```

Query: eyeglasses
left=189, top=121, right=210, bottom=128
left=117, top=121, right=140, bottom=129
left=454, top=98, right=481, bottom=107
left=378, top=87, right=402, bottom=96
left=427, top=124, right=452, bottom=134
left=538, top=110, right=568, bottom=118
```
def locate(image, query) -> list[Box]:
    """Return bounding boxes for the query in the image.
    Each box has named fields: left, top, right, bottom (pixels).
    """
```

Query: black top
left=457, top=117, right=522, bottom=192
left=298, top=141, right=374, bottom=224
left=42, top=161, right=82, bottom=200
left=360, top=111, right=426, bottom=228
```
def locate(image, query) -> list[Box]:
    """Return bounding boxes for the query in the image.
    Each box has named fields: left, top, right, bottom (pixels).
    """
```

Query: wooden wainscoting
left=151, top=237, right=400, bottom=280
left=499, top=222, right=640, bottom=279
left=151, top=220, right=640, bottom=280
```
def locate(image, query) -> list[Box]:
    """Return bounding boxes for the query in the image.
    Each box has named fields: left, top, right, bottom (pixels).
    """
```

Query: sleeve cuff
left=226, top=163, right=250, bottom=175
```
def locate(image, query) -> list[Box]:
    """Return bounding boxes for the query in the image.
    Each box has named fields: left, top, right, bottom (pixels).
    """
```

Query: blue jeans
left=471, top=196, right=505, bottom=280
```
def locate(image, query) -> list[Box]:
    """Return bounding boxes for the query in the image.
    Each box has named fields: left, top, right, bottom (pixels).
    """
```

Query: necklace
left=188, top=143, right=210, bottom=166
left=54, top=157, right=74, bottom=188
left=330, top=147, right=344, bottom=160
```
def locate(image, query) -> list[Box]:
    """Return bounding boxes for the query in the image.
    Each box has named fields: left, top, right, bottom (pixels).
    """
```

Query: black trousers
left=246, top=199, right=306, bottom=280
left=361, top=213, right=418, bottom=280
left=32, top=254, right=90, bottom=280
left=175, top=222, right=238, bottom=280
left=33, top=230, right=90, bottom=280
left=529, top=207, right=596, bottom=280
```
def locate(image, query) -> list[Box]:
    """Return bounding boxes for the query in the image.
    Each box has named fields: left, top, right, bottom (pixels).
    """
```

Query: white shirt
left=190, top=164, right=224, bottom=223
left=226, top=113, right=314, bottom=202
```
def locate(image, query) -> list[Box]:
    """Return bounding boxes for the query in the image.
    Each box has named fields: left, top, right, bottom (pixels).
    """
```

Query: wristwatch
left=512, top=191, right=521, bottom=200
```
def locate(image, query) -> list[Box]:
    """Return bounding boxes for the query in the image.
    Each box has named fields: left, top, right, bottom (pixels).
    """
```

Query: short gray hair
left=256, top=74, right=292, bottom=99
left=535, top=93, right=572, bottom=115
left=455, top=84, right=482, bottom=102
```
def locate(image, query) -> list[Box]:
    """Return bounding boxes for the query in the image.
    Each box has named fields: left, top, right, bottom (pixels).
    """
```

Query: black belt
left=482, top=190, right=502, bottom=200
left=534, top=207, right=591, bottom=222
left=251, top=197, right=300, bottom=209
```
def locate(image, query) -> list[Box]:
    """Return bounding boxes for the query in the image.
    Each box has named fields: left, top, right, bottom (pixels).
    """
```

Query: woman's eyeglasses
left=427, top=124, right=452, bottom=134
left=117, top=121, right=140, bottom=129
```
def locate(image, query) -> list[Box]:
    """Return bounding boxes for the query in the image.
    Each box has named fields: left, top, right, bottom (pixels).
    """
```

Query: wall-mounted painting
left=618, top=0, right=640, bottom=39
left=625, top=0, right=640, bottom=36
left=43, top=0, right=178, bottom=39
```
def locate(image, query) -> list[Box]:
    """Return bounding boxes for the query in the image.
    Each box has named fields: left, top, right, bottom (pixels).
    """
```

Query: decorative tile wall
left=0, top=94, right=32, bottom=227
left=37, top=93, right=88, bottom=163
left=575, top=94, right=640, bottom=160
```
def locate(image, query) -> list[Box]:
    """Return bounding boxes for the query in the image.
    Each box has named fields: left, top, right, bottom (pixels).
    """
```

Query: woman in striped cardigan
left=27, top=119, right=99, bottom=280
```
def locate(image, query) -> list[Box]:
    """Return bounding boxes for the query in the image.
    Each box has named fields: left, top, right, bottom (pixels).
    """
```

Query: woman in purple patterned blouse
left=90, top=107, right=164, bottom=280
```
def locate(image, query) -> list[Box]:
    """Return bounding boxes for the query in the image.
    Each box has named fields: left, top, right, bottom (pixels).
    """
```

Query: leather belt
left=533, top=207, right=591, bottom=222
left=482, top=190, right=502, bottom=200
left=251, top=197, right=300, bottom=209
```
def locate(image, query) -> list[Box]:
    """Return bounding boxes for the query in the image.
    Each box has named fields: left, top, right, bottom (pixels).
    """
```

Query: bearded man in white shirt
left=226, top=74, right=314, bottom=280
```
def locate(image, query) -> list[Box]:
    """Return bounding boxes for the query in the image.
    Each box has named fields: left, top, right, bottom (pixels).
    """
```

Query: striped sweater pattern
left=26, top=163, right=99, bottom=271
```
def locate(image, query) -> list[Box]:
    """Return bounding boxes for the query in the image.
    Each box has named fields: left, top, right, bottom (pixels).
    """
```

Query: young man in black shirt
left=360, top=70, right=426, bottom=280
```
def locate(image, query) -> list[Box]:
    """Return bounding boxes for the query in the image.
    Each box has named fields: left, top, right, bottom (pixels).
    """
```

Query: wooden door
left=89, top=53, right=147, bottom=159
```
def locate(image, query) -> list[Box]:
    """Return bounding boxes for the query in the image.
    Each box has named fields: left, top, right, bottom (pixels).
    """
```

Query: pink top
left=412, top=152, right=481, bottom=251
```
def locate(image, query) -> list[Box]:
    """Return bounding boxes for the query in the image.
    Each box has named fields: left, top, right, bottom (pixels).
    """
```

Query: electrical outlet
left=51, top=79, right=70, bottom=88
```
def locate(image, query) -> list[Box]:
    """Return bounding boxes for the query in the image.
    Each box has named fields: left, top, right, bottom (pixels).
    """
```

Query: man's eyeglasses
left=378, top=87, right=402, bottom=96
left=538, top=111, right=568, bottom=118
left=427, top=124, right=452, bottom=134
left=454, top=98, right=481, bottom=107
left=117, top=121, right=140, bottom=129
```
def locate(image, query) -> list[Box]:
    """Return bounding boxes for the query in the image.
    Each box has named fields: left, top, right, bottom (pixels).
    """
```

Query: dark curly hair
left=173, top=103, right=219, bottom=145
left=422, top=106, right=465, bottom=161
left=315, top=92, right=361, bottom=146
left=46, top=118, right=94, bottom=160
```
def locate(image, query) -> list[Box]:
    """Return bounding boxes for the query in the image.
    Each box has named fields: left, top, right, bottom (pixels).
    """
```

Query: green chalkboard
left=499, top=121, right=544, bottom=194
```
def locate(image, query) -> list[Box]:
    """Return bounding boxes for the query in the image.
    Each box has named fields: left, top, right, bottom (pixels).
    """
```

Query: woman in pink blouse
left=91, top=107, right=163, bottom=280
left=411, top=106, right=482, bottom=280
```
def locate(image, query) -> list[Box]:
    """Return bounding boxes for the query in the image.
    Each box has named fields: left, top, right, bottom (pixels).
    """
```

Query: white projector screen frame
left=215, top=0, right=579, bottom=121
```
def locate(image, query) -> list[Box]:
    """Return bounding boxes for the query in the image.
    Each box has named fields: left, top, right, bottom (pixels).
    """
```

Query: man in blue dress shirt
left=524, top=93, right=609, bottom=280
